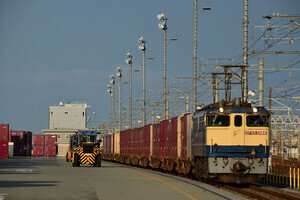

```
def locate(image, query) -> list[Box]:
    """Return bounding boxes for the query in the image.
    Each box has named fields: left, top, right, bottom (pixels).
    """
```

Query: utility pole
left=242, top=0, right=249, bottom=102
left=259, top=58, right=264, bottom=107
left=193, top=0, right=198, bottom=113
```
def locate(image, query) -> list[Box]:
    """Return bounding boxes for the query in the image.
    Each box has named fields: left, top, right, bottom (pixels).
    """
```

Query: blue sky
left=0, top=0, right=299, bottom=133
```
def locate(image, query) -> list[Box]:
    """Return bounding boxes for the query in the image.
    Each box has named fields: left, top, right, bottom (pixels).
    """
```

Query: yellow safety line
left=122, top=168, right=197, bottom=200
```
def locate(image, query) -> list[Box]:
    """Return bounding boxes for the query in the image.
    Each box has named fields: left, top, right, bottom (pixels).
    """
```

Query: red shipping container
left=159, top=120, right=167, bottom=158
left=0, top=141, right=8, bottom=158
left=33, top=135, right=45, bottom=146
left=144, top=125, right=151, bottom=156
left=170, top=117, right=178, bottom=159
left=137, top=128, right=142, bottom=155
left=13, top=143, right=27, bottom=156
left=45, top=135, right=57, bottom=146
left=152, top=124, right=160, bottom=157
left=33, top=145, right=44, bottom=156
left=45, top=145, right=56, bottom=156
left=0, top=124, right=9, bottom=141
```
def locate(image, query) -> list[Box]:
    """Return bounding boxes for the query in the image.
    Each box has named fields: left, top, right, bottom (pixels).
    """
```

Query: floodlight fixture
left=138, top=44, right=145, bottom=51
left=126, top=52, right=132, bottom=57
left=157, top=13, right=167, bottom=21
left=248, top=90, right=256, bottom=97
left=110, top=75, right=115, bottom=84
left=138, top=37, right=146, bottom=51
left=138, top=37, right=146, bottom=44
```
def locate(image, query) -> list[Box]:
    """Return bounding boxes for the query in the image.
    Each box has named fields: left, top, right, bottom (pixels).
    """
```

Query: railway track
left=223, top=184, right=300, bottom=200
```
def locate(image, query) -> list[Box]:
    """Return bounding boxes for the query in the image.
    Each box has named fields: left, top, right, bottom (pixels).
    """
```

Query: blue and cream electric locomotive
left=192, top=97, right=270, bottom=183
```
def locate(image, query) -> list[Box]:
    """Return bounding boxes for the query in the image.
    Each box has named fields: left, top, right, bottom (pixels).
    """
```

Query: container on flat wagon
left=106, top=135, right=111, bottom=154
left=45, top=145, right=56, bottom=156
left=0, top=141, right=8, bottom=158
left=180, top=113, right=193, bottom=160
left=33, top=135, right=45, bottom=146
left=165, top=119, right=172, bottom=158
left=0, top=124, right=9, bottom=141
left=169, top=117, right=178, bottom=159
left=186, top=113, right=193, bottom=159
left=114, top=133, right=120, bottom=154
left=144, top=125, right=151, bottom=157
left=152, top=124, right=160, bottom=157
left=133, top=128, right=139, bottom=156
left=149, top=125, right=153, bottom=156
left=33, top=145, right=44, bottom=156
left=159, top=120, right=168, bottom=158
left=121, top=130, right=128, bottom=155
left=103, top=135, right=107, bottom=154
left=110, top=134, right=114, bottom=154
left=45, top=135, right=57, bottom=146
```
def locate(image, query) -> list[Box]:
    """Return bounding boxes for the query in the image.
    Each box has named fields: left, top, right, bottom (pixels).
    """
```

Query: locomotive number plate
left=245, top=131, right=267, bottom=135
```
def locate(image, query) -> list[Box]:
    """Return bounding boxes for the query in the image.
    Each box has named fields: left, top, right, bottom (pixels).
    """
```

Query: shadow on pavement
left=0, top=181, right=59, bottom=188
left=0, top=157, right=60, bottom=169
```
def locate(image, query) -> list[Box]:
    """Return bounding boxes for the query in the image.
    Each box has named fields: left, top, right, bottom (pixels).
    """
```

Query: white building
left=49, top=101, right=87, bottom=129
left=42, top=101, right=88, bottom=156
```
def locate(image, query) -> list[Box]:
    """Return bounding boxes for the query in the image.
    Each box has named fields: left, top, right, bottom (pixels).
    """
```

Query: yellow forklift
left=72, top=130, right=102, bottom=167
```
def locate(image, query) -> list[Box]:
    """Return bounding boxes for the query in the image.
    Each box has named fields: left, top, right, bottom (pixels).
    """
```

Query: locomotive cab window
left=246, top=115, right=269, bottom=127
left=206, top=115, right=230, bottom=127
left=234, top=115, right=242, bottom=127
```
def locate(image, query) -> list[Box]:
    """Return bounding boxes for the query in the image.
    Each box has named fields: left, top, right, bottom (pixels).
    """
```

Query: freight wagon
left=102, top=97, right=270, bottom=183
left=102, top=113, right=194, bottom=176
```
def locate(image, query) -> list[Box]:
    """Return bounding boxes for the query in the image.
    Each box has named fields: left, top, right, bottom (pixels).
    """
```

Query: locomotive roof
left=194, top=100, right=269, bottom=116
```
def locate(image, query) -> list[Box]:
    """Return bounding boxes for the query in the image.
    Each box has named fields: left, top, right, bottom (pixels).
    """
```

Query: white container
left=8, top=142, right=14, bottom=158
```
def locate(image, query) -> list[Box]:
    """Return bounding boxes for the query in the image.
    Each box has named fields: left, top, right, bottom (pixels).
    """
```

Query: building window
left=83, top=112, right=85, bottom=117
left=51, top=112, right=53, bottom=117
left=65, top=112, right=68, bottom=114
left=66, top=134, right=69, bottom=139
left=57, top=134, right=61, bottom=139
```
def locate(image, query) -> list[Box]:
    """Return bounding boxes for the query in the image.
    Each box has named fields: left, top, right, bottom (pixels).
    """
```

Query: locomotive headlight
left=253, top=107, right=258, bottom=113
left=219, top=107, right=224, bottom=113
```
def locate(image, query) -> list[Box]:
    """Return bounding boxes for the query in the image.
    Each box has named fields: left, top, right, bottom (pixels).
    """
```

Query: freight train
left=102, top=97, right=270, bottom=183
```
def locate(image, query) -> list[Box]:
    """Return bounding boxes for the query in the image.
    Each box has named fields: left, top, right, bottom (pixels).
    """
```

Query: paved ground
left=0, top=157, right=245, bottom=200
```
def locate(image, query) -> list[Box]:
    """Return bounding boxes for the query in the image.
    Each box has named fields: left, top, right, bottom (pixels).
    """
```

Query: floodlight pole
left=142, top=49, right=146, bottom=126
left=110, top=75, right=115, bottom=133
left=163, top=23, right=168, bottom=119
left=158, top=14, right=168, bottom=120
left=126, top=53, right=133, bottom=129
left=138, top=38, right=147, bottom=126
left=117, top=68, right=122, bottom=132
left=109, top=91, right=112, bottom=132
